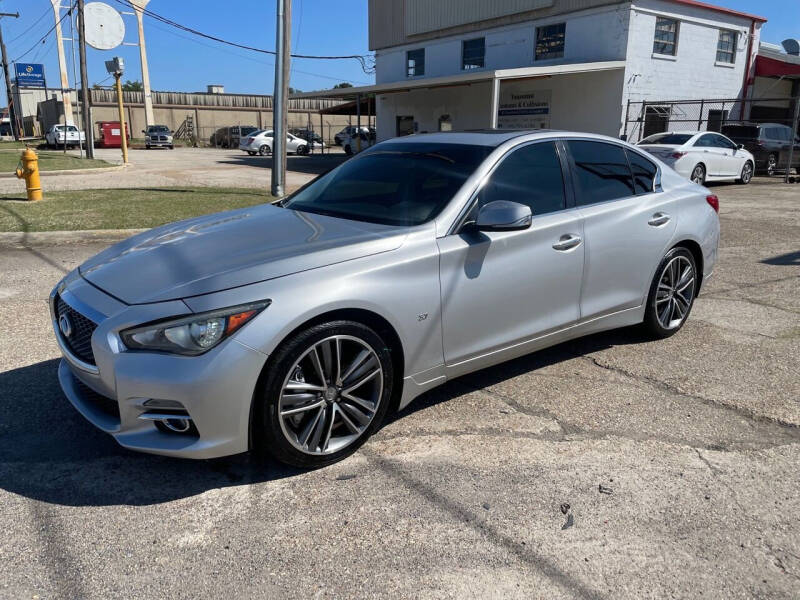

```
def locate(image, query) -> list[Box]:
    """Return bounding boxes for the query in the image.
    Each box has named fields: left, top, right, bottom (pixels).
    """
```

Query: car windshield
left=720, top=125, right=760, bottom=139
left=284, top=142, right=491, bottom=226
left=148, top=126, right=169, bottom=132
left=640, top=133, right=694, bottom=145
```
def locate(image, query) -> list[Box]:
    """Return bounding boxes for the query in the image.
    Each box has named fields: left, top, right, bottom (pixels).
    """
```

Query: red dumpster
left=96, top=121, right=130, bottom=148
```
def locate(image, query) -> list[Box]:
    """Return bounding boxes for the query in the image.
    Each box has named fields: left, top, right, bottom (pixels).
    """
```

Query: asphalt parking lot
left=0, top=179, right=798, bottom=599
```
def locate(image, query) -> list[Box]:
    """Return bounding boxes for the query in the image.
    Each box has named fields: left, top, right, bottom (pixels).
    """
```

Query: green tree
left=122, top=80, right=143, bottom=91
left=333, top=82, right=353, bottom=89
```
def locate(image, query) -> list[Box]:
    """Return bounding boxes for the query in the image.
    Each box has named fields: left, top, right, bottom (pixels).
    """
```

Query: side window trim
left=448, top=139, right=570, bottom=235
left=561, top=137, right=639, bottom=207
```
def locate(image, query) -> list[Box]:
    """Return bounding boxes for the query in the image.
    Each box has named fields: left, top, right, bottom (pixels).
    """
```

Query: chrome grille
left=56, top=295, right=98, bottom=365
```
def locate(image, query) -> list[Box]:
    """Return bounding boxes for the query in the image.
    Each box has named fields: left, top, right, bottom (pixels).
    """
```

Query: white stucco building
left=295, top=0, right=766, bottom=141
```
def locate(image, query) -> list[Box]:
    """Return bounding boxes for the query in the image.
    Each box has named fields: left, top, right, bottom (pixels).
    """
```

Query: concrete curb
left=0, top=164, right=125, bottom=179
left=0, top=228, right=144, bottom=249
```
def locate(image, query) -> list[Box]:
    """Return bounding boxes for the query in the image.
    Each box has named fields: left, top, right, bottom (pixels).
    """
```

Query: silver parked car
left=51, top=131, right=720, bottom=468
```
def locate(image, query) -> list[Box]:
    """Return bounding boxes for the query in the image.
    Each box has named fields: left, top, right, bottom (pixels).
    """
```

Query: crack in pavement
left=583, top=355, right=800, bottom=435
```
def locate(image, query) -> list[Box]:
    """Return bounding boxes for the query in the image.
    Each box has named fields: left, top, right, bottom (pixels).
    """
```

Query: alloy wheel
left=278, top=335, right=383, bottom=455
left=741, top=162, right=753, bottom=183
left=655, top=255, right=695, bottom=329
left=767, top=154, right=777, bottom=176
left=691, top=165, right=705, bottom=185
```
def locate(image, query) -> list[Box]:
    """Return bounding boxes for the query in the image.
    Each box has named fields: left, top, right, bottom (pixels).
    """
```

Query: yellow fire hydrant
left=15, top=148, right=43, bottom=201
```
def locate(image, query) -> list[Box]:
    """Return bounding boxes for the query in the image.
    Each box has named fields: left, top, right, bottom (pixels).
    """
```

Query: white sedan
left=239, top=130, right=313, bottom=156
left=638, top=131, right=754, bottom=185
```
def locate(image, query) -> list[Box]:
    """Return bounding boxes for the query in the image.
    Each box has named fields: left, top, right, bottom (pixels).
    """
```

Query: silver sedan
left=51, top=130, right=719, bottom=468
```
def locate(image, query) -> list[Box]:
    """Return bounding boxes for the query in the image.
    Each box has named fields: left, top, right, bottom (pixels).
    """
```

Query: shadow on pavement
left=762, top=250, right=800, bottom=266
left=0, top=327, right=650, bottom=508
left=0, top=359, right=300, bottom=507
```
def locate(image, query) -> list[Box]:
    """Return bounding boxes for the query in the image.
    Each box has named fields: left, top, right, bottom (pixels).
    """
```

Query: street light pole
left=0, top=12, right=20, bottom=141
left=271, top=0, right=291, bottom=197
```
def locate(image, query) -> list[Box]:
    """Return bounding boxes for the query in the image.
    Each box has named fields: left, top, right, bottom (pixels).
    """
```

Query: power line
left=111, top=0, right=374, bottom=74
left=6, top=4, right=50, bottom=45
left=11, top=1, right=76, bottom=63
left=145, top=18, right=370, bottom=86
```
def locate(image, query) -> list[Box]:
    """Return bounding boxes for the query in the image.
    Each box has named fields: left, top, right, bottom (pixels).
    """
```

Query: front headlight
left=120, top=300, right=270, bottom=355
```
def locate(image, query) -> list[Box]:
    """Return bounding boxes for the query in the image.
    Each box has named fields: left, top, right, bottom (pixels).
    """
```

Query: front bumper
left=147, top=138, right=173, bottom=147
left=51, top=274, right=268, bottom=459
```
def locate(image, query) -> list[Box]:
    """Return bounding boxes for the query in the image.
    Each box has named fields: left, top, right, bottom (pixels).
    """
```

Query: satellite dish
left=85, top=2, right=125, bottom=50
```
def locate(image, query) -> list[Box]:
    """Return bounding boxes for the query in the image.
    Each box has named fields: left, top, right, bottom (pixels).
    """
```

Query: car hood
left=79, top=204, right=407, bottom=305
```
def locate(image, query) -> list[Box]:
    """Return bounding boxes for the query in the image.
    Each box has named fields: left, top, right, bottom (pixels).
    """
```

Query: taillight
left=670, top=152, right=687, bottom=159
left=246, top=137, right=254, bottom=144
left=706, top=194, right=719, bottom=213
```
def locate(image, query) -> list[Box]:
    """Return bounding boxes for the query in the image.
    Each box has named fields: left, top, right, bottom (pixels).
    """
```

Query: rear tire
left=247, top=151, right=256, bottom=156
left=690, top=164, right=706, bottom=185
left=255, top=320, right=394, bottom=468
left=344, top=144, right=353, bottom=156
left=766, top=153, right=777, bottom=176
left=642, top=247, right=698, bottom=339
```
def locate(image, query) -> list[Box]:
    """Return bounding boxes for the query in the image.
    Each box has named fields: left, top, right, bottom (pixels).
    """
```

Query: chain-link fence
left=186, top=119, right=359, bottom=151
left=624, top=97, right=800, bottom=179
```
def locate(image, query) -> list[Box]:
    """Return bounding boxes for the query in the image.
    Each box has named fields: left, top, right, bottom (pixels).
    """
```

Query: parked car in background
left=289, top=128, right=325, bottom=148
left=334, top=125, right=370, bottom=146
left=50, top=130, right=719, bottom=468
left=239, top=130, right=310, bottom=156
left=210, top=125, right=259, bottom=148
left=143, top=125, right=174, bottom=149
left=342, top=128, right=376, bottom=155
left=637, top=131, right=754, bottom=185
left=720, top=122, right=800, bottom=175
left=45, top=124, right=85, bottom=149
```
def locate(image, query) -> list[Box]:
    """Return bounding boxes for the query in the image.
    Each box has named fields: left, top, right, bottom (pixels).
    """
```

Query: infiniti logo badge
left=59, top=314, right=73, bottom=338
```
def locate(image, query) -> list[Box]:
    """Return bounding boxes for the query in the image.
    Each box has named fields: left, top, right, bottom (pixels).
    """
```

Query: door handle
left=552, top=234, right=582, bottom=251
left=648, top=212, right=671, bottom=227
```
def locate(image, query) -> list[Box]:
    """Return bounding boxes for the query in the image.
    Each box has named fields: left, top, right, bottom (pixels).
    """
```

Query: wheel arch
left=248, top=307, right=406, bottom=450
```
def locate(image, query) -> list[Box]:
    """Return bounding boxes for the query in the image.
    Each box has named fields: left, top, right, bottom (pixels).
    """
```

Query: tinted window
left=478, top=142, right=565, bottom=215
left=567, top=141, right=635, bottom=205
left=286, top=143, right=492, bottom=226
left=640, top=133, right=693, bottom=145
left=626, top=150, right=658, bottom=195
left=694, top=135, right=715, bottom=148
left=721, top=125, right=759, bottom=140
left=712, top=134, right=737, bottom=150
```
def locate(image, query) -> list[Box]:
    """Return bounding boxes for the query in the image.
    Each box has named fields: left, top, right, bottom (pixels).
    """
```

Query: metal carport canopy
left=289, top=60, right=626, bottom=101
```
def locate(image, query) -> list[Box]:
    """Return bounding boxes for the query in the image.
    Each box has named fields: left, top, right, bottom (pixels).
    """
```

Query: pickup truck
left=45, top=124, right=86, bottom=149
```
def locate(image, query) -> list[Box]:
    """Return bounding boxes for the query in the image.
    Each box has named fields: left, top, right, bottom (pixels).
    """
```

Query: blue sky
left=0, top=0, right=798, bottom=105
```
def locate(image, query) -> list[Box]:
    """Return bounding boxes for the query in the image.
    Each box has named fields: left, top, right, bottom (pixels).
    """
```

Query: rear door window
left=625, top=149, right=658, bottom=195
left=567, top=141, right=635, bottom=205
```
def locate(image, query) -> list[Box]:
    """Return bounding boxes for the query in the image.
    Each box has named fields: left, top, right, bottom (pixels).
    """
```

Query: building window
left=653, top=17, right=678, bottom=56
left=535, top=23, right=565, bottom=60
left=406, top=48, right=425, bottom=77
left=716, top=30, right=737, bottom=64
left=462, top=37, right=485, bottom=70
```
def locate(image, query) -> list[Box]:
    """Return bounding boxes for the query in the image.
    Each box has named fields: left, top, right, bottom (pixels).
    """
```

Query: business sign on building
left=14, top=63, right=46, bottom=88
left=497, top=82, right=551, bottom=130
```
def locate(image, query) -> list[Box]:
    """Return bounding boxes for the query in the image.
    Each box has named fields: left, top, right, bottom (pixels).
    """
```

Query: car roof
left=378, top=129, right=563, bottom=147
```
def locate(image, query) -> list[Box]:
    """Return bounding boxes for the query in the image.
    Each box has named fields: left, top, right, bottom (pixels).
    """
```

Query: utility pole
left=271, top=0, right=291, bottom=197
left=130, top=0, right=154, bottom=128
left=0, top=11, right=20, bottom=141
left=50, top=0, right=74, bottom=125
left=77, top=0, right=94, bottom=157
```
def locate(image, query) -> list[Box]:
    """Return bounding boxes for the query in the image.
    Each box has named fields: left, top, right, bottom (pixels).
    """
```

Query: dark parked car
left=721, top=122, right=800, bottom=175
left=210, top=125, right=259, bottom=148
left=289, top=128, right=324, bottom=146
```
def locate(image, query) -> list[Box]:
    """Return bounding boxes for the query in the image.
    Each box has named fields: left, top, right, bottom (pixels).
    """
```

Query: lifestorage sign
left=14, top=63, right=46, bottom=88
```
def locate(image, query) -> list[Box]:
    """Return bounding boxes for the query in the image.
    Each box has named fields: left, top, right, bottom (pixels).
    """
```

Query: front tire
left=642, top=247, right=698, bottom=339
left=255, top=321, right=394, bottom=468
left=344, top=144, right=353, bottom=155
left=690, top=164, right=706, bottom=185
left=737, top=161, right=753, bottom=184
left=766, top=153, right=777, bottom=176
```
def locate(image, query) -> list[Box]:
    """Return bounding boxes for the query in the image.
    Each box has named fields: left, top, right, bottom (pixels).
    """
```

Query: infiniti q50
left=51, top=131, right=719, bottom=467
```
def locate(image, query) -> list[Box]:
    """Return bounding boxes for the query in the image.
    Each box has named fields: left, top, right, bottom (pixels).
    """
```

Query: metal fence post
left=697, top=99, right=704, bottom=130
left=785, top=96, right=800, bottom=183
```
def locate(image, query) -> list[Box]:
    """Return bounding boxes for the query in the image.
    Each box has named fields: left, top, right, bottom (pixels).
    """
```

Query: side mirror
left=142, top=130, right=146, bottom=134
left=737, top=143, right=744, bottom=149
left=474, top=200, right=532, bottom=232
